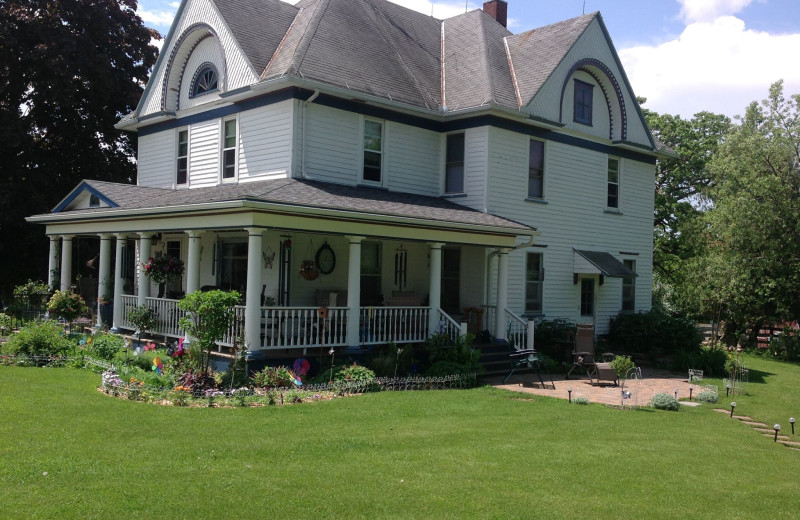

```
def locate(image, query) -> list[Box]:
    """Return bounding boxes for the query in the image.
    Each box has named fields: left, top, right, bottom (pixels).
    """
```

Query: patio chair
left=566, top=324, right=614, bottom=382
left=503, top=348, right=555, bottom=389
left=591, top=362, right=619, bottom=386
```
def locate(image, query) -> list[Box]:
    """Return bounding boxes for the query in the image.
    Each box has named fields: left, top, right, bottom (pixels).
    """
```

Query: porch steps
left=475, top=342, right=522, bottom=378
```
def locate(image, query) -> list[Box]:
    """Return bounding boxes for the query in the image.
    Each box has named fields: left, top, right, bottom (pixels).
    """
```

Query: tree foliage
left=178, top=290, right=241, bottom=373
left=0, top=0, right=159, bottom=300
left=690, top=81, right=800, bottom=340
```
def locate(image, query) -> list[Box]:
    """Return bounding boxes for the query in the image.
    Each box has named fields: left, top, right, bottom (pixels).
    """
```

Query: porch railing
left=437, top=309, right=467, bottom=343
left=218, top=305, right=246, bottom=349
left=360, top=306, right=429, bottom=345
left=118, top=295, right=137, bottom=331
left=483, top=305, right=496, bottom=337
left=261, top=306, right=349, bottom=349
left=506, top=308, right=534, bottom=351
left=146, top=297, right=185, bottom=338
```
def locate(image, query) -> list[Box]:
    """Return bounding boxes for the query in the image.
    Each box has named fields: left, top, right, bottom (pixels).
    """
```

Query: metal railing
left=360, top=306, right=429, bottom=345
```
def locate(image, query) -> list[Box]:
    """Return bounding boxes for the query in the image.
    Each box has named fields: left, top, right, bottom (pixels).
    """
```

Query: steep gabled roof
left=506, top=12, right=596, bottom=106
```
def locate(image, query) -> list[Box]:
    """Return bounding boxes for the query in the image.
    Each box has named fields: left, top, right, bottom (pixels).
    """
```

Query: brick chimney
left=483, top=0, right=508, bottom=28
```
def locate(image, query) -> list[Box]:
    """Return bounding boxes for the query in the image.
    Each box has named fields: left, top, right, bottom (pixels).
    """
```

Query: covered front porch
left=29, top=179, right=537, bottom=357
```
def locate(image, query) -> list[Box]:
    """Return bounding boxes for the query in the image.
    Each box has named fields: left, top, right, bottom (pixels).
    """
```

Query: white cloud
left=138, top=8, right=176, bottom=27
left=619, top=15, right=800, bottom=118
left=677, top=0, right=755, bottom=23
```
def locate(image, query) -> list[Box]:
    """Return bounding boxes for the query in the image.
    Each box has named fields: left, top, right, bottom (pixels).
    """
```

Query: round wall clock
left=315, top=242, right=336, bottom=275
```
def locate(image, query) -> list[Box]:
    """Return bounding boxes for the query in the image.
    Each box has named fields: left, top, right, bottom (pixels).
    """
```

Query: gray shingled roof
left=52, top=179, right=530, bottom=232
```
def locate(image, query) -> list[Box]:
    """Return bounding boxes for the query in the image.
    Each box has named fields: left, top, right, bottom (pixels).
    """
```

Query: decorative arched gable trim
left=558, top=58, right=627, bottom=141
left=161, top=23, right=227, bottom=112
left=189, top=62, right=219, bottom=98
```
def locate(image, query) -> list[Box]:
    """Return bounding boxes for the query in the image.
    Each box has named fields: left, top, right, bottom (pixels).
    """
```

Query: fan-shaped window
left=190, top=64, right=218, bottom=98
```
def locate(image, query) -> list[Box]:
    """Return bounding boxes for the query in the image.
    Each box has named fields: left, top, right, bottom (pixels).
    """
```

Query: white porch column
left=137, top=232, right=153, bottom=306
left=346, top=236, right=364, bottom=348
left=186, top=230, right=204, bottom=295
left=111, top=233, right=127, bottom=332
left=494, top=248, right=510, bottom=341
left=428, top=242, right=444, bottom=335
left=59, top=235, right=74, bottom=292
left=96, top=234, right=112, bottom=327
left=245, top=228, right=264, bottom=351
left=48, top=236, right=60, bottom=291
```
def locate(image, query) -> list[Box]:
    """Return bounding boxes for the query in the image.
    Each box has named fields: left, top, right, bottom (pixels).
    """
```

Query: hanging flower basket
left=142, top=255, right=185, bottom=285
left=299, top=260, right=320, bottom=281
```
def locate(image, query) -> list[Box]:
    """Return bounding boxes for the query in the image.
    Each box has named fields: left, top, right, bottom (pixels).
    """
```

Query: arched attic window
left=558, top=58, right=628, bottom=142
left=190, top=63, right=219, bottom=98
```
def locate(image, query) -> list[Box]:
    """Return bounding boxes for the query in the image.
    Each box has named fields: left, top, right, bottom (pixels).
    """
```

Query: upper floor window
left=525, top=252, right=543, bottom=314
left=363, top=119, right=383, bottom=183
left=528, top=139, right=545, bottom=199
left=622, top=259, right=636, bottom=312
left=176, top=129, right=188, bottom=186
left=607, top=157, right=620, bottom=208
left=89, top=194, right=100, bottom=207
left=573, top=79, right=593, bottom=126
left=445, top=133, right=465, bottom=194
left=222, top=118, right=237, bottom=181
left=190, top=64, right=218, bottom=98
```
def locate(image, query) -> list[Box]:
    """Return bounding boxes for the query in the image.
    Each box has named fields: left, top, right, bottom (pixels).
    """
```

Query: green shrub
left=87, top=333, right=125, bottom=361
left=11, top=280, right=50, bottom=314
left=534, top=319, right=577, bottom=359
left=334, top=363, right=376, bottom=383
left=4, top=321, right=74, bottom=357
left=673, top=346, right=727, bottom=376
left=178, top=290, right=240, bottom=373
left=252, top=366, right=295, bottom=388
left=608, top=311, right=702, bottom=355
left=422, top=333, right=481, bottom=376
left=609, top=355, right=635, bottom=377
left=574, top=396, right=590, bottom=405
left=113, top=346, right=172, bottom=372
left=0, top=313, right=13, bottom=334
left=128, top=305, right=158, bottom=334
left=369, top=342, right=415, bottom=377
left=697, top=389, right=718, bottom=403
left=47, top=291, right=88, bottom=323
left=769, top=331, right=800, bottom=361
left=651, top=393, right=680, bottom=411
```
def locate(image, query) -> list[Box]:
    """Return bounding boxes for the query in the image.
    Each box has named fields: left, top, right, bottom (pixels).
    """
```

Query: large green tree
left=0, top=0, right=159, bottom=300
left=691, top=81, right=800, bottom=341
left=643, top=106, right=730, bottom=313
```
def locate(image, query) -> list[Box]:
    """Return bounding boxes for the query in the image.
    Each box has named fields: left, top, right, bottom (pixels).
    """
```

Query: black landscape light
left=790, top=417, right=795, bottom=435
left=774, top=424, right=781, bottom=442
left=689, top=385, right=693, bottom=401
left=567, top=387, right=572, bottom=404
left=730, top=402, right=736, bottom=417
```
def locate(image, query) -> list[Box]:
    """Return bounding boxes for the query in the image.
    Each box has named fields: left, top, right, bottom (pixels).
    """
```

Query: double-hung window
left=607, top=157, right=620, bottom=208
left=363, top=119, right=383, bottom=183
left=222, top=118, right=237, bottom=181
left=525, top=252, right=543, bottom=314
left=176, top=129, right=188, bottom=186
left=573, top=79, right=593, bottom=125
left=528, top=139, right=545, bottom=199
left=445, top=133, right=465, bottom=194
left=622, top=260, right=636, bottom=312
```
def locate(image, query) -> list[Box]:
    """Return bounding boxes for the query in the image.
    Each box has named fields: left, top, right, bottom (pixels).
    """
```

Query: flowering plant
left=47, top=290, right=87, bottom=323
left=142, top=255, right=184, bottom=284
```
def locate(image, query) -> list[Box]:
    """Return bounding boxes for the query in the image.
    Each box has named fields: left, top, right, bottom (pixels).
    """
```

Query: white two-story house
left=28, top=0, right=666, bottom=359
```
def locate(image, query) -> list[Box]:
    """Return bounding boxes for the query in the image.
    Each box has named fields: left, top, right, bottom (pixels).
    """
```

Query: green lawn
left=1, top=360, right=798, bottom=519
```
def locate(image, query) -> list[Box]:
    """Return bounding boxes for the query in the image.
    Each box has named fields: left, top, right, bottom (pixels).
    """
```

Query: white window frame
left=220, top=116, right=238, bottom=183
left=444, top=132, right=465, bottom=194
left=622, top=259, right=636, bottom=312
left=525, top=252, right=544, bottom=315
left=361, top=117, right=385, bottom=186
left=176, top=128, right=189, bottom=188
left=607, top=156, right=620, bottom=209
left=528, top=138, right=546, bottom=200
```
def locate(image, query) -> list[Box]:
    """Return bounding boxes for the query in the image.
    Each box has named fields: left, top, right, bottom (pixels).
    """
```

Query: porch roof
left=29, top=178, right=535, bottom=246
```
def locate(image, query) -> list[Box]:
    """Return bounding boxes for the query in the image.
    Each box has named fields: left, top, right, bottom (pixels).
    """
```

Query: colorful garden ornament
left=152, top=357, right=163, bottom=375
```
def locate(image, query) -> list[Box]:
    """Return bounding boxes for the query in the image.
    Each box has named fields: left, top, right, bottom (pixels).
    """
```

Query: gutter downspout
left=300, top=89, right=320, bottom=179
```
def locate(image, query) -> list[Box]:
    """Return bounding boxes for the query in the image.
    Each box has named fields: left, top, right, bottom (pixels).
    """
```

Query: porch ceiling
left=28, top=178, right=535, bottom=247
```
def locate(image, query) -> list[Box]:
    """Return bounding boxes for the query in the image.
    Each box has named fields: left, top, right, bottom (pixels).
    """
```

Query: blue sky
left=137, top=0, right=800, bottom=119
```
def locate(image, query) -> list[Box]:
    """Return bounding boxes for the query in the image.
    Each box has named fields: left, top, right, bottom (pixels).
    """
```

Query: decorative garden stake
left=790, top=417, right=796, bottom=435
left=674, top=388, right=678, bottom=400
left=567, top=387, right=572, bottom=403
left=328, top=347, right=335, bottom=383
left=689, top=385, right=693, bottom=401
left=730, top=402, right=736, bottom=417
left=774, top=424, right=781, bottom=442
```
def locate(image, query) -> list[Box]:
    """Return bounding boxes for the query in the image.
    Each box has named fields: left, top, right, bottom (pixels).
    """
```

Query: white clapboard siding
left=526, top=17, right=651, bottom=148
left=386, top=122, right=440, bottom=196
left=303, top=104, right=361, bottom=185
left=137, top=131, right=176, bottom=188
left=189, top=120, right=220, bottom=187
left=179, top=37, right=226, bottom=111
left=238, top=99, right=294, bottom=181
left=140, top=0, right=258, bottom=117
left=486, top=126, right=654, bottom=333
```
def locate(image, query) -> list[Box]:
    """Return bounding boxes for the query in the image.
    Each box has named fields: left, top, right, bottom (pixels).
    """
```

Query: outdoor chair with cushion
left=504, top=348, right=555, bottom=389
left=566, top=324, right=614, bottom=383
left=591, top=362, right=619, bottom=386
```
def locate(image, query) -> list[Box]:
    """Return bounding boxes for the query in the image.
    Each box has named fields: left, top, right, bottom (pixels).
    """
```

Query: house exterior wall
left=485, top=125, right=654, bottom=333
left=137, top=132, right=176, bottom=188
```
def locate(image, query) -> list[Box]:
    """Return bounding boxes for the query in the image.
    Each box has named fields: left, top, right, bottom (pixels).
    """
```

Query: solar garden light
left=689, top=385, right=693, bottom=401
left=674, top=388, right=679, bottom=400
left=774, top=424, right=781, bottom=442
left=567, top=387, right=573, bottom=403
left=790, top=417, right=795, bottom=435
left=726, top=384, right=731, bottom=397
left=730, top=402, right=737, bottom=417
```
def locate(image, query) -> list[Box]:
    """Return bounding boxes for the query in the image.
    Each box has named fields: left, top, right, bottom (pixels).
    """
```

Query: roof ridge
left=289, top=0, right=330, bottom=76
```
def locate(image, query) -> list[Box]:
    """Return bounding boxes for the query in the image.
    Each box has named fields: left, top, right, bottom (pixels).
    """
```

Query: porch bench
left=385, top=291, right=424, bottom=306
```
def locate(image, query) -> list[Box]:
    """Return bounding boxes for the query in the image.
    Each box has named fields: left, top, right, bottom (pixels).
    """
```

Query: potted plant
left=142, top=255, right=185, bottom=297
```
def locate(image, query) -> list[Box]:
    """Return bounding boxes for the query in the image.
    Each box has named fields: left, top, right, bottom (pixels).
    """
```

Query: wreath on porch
left=142, top=255, right=185, bottom=285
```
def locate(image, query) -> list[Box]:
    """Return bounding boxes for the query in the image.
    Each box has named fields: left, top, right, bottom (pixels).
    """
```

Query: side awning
left=573, top=249, right=637, bottom=278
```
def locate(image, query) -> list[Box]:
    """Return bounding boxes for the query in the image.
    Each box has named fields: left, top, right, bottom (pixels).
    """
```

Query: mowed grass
left=1, top=364, right=798, bottom=520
